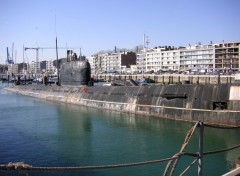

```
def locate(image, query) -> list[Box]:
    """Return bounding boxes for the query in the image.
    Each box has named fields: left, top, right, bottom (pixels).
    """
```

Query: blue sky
left=0, top=0, right=240, bottom=64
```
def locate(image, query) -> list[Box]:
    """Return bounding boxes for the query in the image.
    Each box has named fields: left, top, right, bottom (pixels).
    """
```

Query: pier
left=1, top=73, right=235, bottom=85
left=94, top=74, right=234, bottom=84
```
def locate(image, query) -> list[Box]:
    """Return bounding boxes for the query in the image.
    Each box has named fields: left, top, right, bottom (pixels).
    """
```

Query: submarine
left=4, top=51, right=240, bottom=128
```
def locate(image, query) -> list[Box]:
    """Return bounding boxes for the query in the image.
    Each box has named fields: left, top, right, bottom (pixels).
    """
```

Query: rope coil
left=3, top=162, right=32, bottom=170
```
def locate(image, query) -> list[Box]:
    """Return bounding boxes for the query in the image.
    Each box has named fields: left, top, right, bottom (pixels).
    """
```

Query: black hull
left=5, top=84, right=240, bottom=128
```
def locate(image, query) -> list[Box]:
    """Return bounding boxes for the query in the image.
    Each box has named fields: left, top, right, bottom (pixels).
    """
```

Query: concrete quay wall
left=95, top=74, right=235, bottom=84
left=5, top=84, right=240, bottom=128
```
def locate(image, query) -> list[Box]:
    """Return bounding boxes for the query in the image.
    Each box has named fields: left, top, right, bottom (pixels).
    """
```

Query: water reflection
left=54, top=103, right=240, bottom=174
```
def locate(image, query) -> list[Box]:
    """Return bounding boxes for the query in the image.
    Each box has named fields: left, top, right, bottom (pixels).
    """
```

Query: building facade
left=136, top=46, right=180, bottom=73
left=46, top=60, right=56, bottom=74
left=30, top=61, right=40, bottom=74
left=86, top=56, right=97, bottom=75
left=30, top=60, right=56, bottom=74
left=89, top=41, right=240, bottom=75
left=92, top=52, right=136, bottom=74
left=179, top=44, right=214, bottom=73
left=214, top=42, right=240, bottom=74
left=137, top=41, right=240, bottom=74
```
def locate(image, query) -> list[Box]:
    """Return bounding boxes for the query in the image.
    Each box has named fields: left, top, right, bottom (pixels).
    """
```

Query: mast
left=142, top=33, right=145, bottom=78
left=142, top=33, right=149, bottom=77
left=23, top=45, right=25, bottom=74
left=56, top=37, right=60, bottom=85
left=79, top=48, right=82, bottom=60
left=12, top=43, right=14, bottom=64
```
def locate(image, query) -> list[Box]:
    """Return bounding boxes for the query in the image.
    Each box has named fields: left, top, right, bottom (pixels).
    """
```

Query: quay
left=0, top=73, right=235, bottom=85
left=94, top=73, right=235, bottom=85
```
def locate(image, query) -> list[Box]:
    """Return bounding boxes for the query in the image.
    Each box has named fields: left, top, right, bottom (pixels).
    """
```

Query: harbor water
left=0, top=83, right=240, bottom=176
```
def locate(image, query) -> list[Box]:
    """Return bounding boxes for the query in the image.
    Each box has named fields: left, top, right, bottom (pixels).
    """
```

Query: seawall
left=95, top=74, right=234, bottom=84
left=5, top=84, right=240, bottom=128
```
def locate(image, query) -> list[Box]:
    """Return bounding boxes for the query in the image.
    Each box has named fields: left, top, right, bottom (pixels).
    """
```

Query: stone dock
left=95, top=74, right=235, bottom=84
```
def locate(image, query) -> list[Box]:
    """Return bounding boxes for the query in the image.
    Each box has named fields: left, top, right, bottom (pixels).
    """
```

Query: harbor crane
left=24, top=46, right=81, bottom=74
left=6, top=47, right=14, bottom=65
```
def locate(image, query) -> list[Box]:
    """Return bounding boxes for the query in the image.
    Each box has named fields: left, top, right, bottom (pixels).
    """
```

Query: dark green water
left=0, top=83, right=239, bottom=176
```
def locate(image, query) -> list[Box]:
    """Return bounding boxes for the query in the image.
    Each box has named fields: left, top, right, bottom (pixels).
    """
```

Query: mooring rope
left=163, top=121, right=200, bottom=176
left=203, top=143, right=240, bottom=156
left=0, top=154, right=184, bottom=171
left=204, top=123, right=240, bottom=129
left=179, top=158, right=198, bottom=176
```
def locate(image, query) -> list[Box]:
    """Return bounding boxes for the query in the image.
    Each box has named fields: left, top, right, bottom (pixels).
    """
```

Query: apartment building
left=93, top=52, right=136, bottom=74
left=179, top=44, right=214, bottom=73
left=86, top=56, right=97, bottom=75
left=145, top=47, right=161, bottom=72
left=161, top=47, right=180, bottom=71
left=46, top=60, right=56, bottom=74
left=136, top=52, right=146, bottom=73
left=91, top=41, right=239, bottom=74
left=214, top=42, right=240, bottom=73
left=30, top=61, right=40, bottom=74
left=136, top=46, right=180, bottom=73
left=141, top=42, right=239, bottom=74
left=30, top=60, right=56, bottom=74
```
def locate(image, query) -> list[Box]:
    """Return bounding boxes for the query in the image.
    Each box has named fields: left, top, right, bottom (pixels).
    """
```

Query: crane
left=24, top=47, right=41, bottom=74
left=24, top=46, right=81, bottom=74
left=6, top=47, right=14, bottom=64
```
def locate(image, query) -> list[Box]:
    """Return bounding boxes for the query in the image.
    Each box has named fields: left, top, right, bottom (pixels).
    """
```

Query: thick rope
left=163, top=121, right=199, bottom=176
left=1, top=142, right=240, bottom=172
left=162, top=153, right=179, bottom=176
left=169, top=121, right=200, bottom=176
left=203, top=143, right=240, bottom=156
left=204, top=123, right=240, bottom=129
left=0, top=155, right=181, bottom=171
left=179, top=159, right=198, bottom=176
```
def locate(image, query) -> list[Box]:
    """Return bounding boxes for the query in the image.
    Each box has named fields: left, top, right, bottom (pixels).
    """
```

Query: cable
left=203, top=143, right=240, bottom=156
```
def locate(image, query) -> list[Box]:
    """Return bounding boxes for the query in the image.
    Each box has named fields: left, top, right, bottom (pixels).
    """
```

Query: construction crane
left=24, top=46, right=81, bottom=74
left=24, top=47, right=40, bottom=74
left=6, top=47, right=14, bottom=65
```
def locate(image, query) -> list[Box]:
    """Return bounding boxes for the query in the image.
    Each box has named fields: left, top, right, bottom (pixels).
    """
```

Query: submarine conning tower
left=60, top=59, right=91, bottom=86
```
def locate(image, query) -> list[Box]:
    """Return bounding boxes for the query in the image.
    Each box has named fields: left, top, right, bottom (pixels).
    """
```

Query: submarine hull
left=5, top=84, right=240, bottom=128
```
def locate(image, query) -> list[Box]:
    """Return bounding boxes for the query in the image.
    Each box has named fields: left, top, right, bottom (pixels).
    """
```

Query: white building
left=86, top=56, right=97, bottom=75
left=160, top=47, right=180, bottom=71
left=145, top=48, right=162, bottom=72
left=92, top=52, right=136, bottom=74
left=30, top=61, right=40, bottom=74
left=91, top=41, right=240, bottom=75
left=136, top=46, right=180, bottom=73
left=136, top=52, right=146, bottom=73
left=100, top=53, right=121, bottom=73
left=136, top=42, right=239, bottom=74
left=46, top=60, right=56, bottom=74
left=179, top=44, right=214, bottom=73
